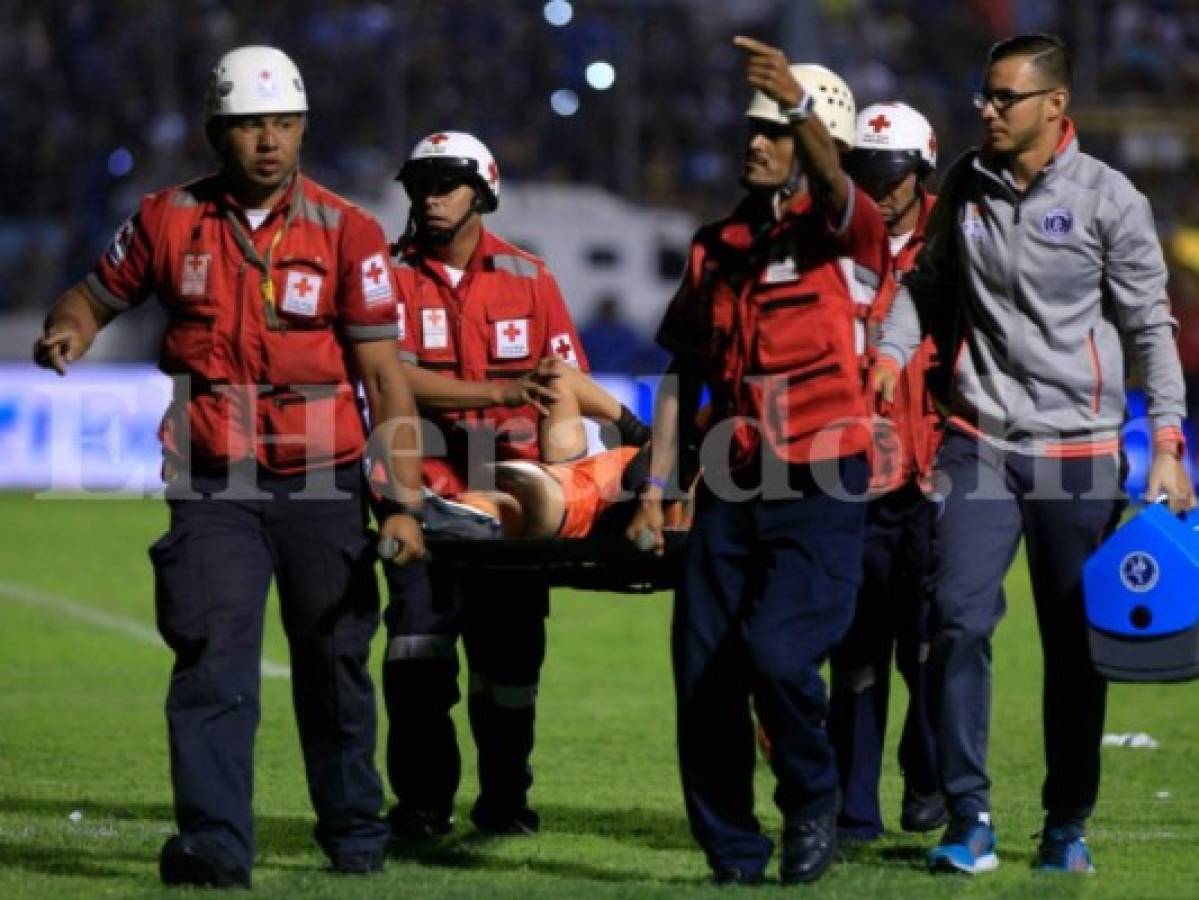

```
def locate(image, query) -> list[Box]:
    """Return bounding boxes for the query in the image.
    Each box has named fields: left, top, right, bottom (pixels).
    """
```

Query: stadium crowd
left=6, top=0, right=1199, bottom=336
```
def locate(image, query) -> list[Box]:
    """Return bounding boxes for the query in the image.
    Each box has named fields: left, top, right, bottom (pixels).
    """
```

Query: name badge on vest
left=495, top=318, right=530, bottom=358
left=282, top=271, right=322, bottom=316
left=180, top=253, right=211, bottom=297
left=422, top=308, right=449, bottom=350
left=763, top=257, right=800, bottom=284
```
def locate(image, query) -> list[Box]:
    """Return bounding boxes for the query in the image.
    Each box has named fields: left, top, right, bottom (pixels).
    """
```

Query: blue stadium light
left=585, top=61, right=616, bottom=91
left=543, top=0, right=573, bottom=27
left=107, top=147, right=134, bottom=178
left=550, top=89, right=580, bottom=116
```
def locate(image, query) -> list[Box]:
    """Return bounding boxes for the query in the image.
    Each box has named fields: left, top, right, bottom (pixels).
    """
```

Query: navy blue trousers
left=673, top=455, right=868, bottom=874
left=382, top=566, right=548, bottom=819
left=150, top=462, right=389, bottom=872
left=928, top=430, right=1125, bottom=829
left=828, top=480, right=939, bottom=838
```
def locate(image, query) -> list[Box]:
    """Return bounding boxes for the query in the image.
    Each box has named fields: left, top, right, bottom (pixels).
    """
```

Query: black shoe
left=711, top=866, right=766, bottom=886
left=330, top=848, right=385, bottom=875
left=159, top=834, right=251, bottom=889
left=470, top=801, right=540, bottom=835
left=780, top=811, right=838, bottom=885
left=388, top=804, right=454, bottom=841
left=901, top=786, right=949, bottom=833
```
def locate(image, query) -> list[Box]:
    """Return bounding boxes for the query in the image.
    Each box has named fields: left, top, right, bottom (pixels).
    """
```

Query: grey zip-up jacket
left=879, top=122, right=1185, bottom=453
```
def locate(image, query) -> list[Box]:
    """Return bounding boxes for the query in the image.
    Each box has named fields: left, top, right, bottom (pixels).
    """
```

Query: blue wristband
left=641, top=475, right=669, bottom=492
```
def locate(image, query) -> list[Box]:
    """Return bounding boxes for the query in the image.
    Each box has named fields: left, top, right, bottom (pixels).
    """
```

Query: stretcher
left=377, top=448, right=695, bottom=592
left=417, top=478, right=692, bottom=591
left=423, top=530, right=688, bottom=593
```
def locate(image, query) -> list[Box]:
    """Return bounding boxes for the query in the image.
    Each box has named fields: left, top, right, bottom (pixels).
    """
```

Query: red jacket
left=860, top=192, right=942, bottom=494
left=392, top=227, right=587, bottom=495
left=86, top=173, right=401, bottom=475
left=657, top=183, right=889, bottom=468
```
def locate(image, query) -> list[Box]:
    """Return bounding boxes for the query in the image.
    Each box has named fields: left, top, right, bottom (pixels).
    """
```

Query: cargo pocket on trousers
left=149, top=528, right=205, bottom=657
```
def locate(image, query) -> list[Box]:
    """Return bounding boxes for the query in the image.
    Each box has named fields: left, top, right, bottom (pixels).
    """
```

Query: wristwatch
left=783, top=92, right=816, bottom=125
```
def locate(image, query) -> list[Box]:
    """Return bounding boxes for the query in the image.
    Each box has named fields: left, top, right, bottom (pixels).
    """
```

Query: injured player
left=401, top=358, right=690, bottom=541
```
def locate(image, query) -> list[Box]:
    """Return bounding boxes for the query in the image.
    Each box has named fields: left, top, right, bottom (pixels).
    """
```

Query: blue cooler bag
left=1083, top=503, right=1199, bottom=682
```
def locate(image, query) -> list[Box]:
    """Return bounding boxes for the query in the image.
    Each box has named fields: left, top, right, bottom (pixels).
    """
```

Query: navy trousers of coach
left=829, top=480, right=940, bottom=838
left=674, top=455, right=868, bottom=875
left=382, top=565, right=547, bottom=821
left=928, top=430, right=1125, bottom=830
left=149, top=461, right=389, bottom=873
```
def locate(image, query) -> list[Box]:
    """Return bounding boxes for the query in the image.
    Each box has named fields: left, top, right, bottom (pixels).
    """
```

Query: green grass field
left=1, top=492, right=1197, bottom=898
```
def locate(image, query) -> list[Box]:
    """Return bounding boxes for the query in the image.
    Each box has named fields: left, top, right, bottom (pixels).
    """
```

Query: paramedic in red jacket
left=32, top=45, right=423, bottom=887
left=382, top=131, right=602, bottom=839
left=629, top=38, right=889, bottom=884
left=828, top=101, right=946, bottom=842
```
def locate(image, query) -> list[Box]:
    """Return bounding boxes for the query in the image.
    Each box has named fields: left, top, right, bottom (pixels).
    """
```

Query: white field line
left=0, top=580, right=291, bottom=679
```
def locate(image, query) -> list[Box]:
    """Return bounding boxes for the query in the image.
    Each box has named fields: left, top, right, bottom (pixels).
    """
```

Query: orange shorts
left=545, top=446, right=640, bottom=538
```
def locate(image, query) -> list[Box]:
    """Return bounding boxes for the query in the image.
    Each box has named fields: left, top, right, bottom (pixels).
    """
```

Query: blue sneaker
left=927, top=814, right=999, bottom=874
left=1034, top=828, right=1095, bottom=873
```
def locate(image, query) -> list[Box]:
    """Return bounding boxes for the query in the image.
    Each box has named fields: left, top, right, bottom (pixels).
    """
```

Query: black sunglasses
left=405, top=176, right=472, bottom=197
left=972, top=87, right=1054, bottom=112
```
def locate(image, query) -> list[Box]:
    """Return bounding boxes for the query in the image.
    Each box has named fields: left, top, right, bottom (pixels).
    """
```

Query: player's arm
left=626, top=356, right=703, bottom=555
left=355, top=340, right=428, bottom=563
left=402, top=358, right=561, bottom=416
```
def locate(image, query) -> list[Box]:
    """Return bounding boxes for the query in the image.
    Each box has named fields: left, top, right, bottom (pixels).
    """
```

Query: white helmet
left=845, top=102, right=937, bottom=195
left=853, top=102, right=937, bottom=168
left=397, top=131, right=500, bottom=212
left=205, top=45, right=307, bottom=121
left=745, top=63, right=856, bottom=149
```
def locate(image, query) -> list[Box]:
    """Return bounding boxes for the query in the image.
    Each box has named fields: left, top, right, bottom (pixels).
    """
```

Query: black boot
left=159, top=834, right=251, bottom=889
left=780, top=810, right=838, bottom=884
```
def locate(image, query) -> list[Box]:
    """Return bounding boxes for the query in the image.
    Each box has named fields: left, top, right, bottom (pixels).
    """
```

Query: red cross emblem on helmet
left=428, top=133, right=450, bottom=145
left=868, top=114, right=891, bottom=133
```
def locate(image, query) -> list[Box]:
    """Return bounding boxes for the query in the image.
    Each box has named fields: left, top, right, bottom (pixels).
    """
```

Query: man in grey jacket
left=872, top=34, right=1193, bottom=876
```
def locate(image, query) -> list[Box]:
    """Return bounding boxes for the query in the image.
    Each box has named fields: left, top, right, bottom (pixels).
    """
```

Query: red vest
left=859, top=192, right=943, bottom=493
left=87, top=174, right=400, bottom=475
left=658, top=188, right=888, bottom=468
left=392, top=228, right=587, bottom=494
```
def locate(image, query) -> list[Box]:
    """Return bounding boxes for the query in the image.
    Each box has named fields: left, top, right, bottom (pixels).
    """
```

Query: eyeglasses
left=972, top=88, right=1053, bottom=112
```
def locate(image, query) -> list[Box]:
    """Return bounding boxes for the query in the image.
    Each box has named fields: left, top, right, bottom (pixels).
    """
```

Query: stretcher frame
left=424, top=530, right=688, bottom=593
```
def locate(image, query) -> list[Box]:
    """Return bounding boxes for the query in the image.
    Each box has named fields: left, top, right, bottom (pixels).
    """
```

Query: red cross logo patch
left=495, top=318, right=529, bottom=359
left=180, top=252, right=211, bottom=297
left=282, top=269, right=323, bottom=315
left=868, top=114, right=891, bottom=133
left=551, top=332, right=578, bottom=367
left=422, top=308, right=449, bottom=350
left=254, top=67, right=279, bottom=100
left=360, top=252, right=393, bottom=306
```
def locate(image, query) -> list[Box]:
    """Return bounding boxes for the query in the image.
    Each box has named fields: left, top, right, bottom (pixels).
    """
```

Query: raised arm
left=734, top=36, right=850, bottom=217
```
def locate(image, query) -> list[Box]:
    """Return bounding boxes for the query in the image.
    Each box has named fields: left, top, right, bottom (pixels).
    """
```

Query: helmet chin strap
left=885, top=185, right=922, bottom=229
left=413, top=196, right=483, bottom=246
